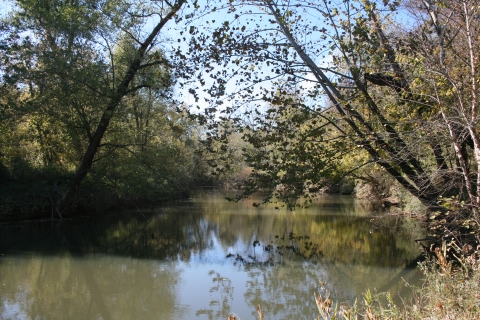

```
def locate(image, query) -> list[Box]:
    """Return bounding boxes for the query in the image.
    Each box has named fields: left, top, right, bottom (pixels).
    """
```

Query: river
left=0, top=191, right=425, bottom=319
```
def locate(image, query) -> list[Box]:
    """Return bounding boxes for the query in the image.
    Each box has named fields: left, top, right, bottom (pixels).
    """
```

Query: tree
left=404, top=0, right=480, bottom=214
left=56, top=0, right=187, bottom=214
left=186, top=0, right=436, bottom=202
left=1, top=0, right=188, bottom=216
left=184, top=0, right=480, bottom=246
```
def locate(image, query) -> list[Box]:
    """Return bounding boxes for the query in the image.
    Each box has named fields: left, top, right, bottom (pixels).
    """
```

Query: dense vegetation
left=183, top=0, right=480, bottom=257
left=0, top=0, right=213, bottom=220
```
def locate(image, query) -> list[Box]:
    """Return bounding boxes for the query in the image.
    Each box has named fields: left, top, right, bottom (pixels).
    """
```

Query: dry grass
left=233, top=253, right=480, bottom=320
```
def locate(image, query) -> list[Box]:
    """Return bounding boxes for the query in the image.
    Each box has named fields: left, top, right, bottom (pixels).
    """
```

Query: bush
left=0, top=160, right=72, bottom=221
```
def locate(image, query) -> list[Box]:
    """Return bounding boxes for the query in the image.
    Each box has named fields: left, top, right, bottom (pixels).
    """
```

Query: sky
left=0, top=0, right=13, bottom=18
left=0, top=0, right=415, bottom=116
left=166, top=0, right=332, bottom=114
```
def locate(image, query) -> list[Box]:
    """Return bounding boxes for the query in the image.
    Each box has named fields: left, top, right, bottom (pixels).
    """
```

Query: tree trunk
left=265, top=0, right=440, bottom=207
left=57, top=1, right=186, bottom=216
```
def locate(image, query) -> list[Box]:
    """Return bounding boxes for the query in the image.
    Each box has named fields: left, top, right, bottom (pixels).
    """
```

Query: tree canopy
left=0, top=0, right=212, bottom=218
left=177, top=0, right=480, bottom=247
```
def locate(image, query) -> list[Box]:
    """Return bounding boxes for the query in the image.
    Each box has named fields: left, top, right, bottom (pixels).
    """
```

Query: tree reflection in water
left=0, top=192, right=424, bottom=319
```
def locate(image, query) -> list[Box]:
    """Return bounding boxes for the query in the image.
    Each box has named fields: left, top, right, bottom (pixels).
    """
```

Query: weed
left=232, top=252, right=480, bottom=320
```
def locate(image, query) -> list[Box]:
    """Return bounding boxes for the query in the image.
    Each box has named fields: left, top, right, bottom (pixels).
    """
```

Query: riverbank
left=0, top=185, right=192, bottom=222
left=0, top=168, right=199, bottom=222
left=247, top=253, right=480, bottom=320
left=337, top=256, right=480, bottom=319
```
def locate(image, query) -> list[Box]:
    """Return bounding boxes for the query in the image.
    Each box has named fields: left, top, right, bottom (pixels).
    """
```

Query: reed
left=230, top=253, right=480, bottom=320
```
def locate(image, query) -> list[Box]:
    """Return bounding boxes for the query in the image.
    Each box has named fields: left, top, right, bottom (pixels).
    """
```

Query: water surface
left=0, top=192, right=425, bottom=319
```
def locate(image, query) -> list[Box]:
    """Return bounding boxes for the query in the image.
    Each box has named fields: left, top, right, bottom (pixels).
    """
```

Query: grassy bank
left=230, top=253, right=480, bottom=320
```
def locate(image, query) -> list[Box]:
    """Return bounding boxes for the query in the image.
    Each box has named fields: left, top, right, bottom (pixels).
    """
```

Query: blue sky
left=0, top=0, right=13, bottom=18
left=0, top=0, right=415, bottom=116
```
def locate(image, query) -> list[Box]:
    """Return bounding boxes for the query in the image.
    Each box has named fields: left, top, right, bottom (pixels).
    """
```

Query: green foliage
left=198, top=87, right=362, bottom=208
left=181, top=0, right=480, bottom=254
left=0, top=157, right=72, bottom=220
left=0, top=0, right=202, bottom=219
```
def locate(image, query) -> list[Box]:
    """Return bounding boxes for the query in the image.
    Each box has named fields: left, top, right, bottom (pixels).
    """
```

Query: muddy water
left=0, top=192, right=425, bottom=319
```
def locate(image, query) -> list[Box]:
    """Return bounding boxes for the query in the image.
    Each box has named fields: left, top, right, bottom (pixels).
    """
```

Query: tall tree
left=57, top=0, right=187, bottom=214
left=186, top=0, right=437, bottom=204
left=404, top=0, right=480, bottom=219
left=185, top=0, right=480, bottom=230
left=1, top=0, right=188, bottom=215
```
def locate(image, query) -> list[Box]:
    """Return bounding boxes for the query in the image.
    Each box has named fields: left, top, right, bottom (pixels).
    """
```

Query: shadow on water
left=1, top=194, right=422, bottom=262
left=0, top=192, right=426, bottom=319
